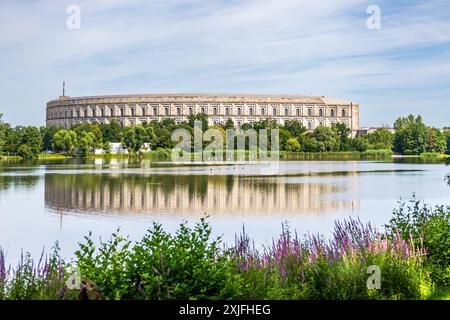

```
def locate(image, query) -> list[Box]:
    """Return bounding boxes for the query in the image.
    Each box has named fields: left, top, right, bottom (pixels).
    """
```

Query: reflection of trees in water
left=0, top=175, right=39, bottom=190
left=45, top=173, right=358, bottom=216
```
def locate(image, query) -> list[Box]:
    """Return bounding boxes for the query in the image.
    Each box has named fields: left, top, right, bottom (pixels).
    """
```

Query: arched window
left=213, top=107, right=218, bottom=116
left=189, top=107, right=193, bottom=115
left=296, top=109, right=300, bottom=116
left=249, top=108, right=254, bottom=116
left=165, top=107, right=169, bottom=116
left=308, top=122, right=313, bottom=130
left=101, top=109, right=104, bottom=117
left=130, top=108, right=135, bottom=117
left=141, top=107, right=146, bottom=116
left=261, top=108, right=266, bottom=116
left=319, top=109, right=323, bottom=117
left=308, top=109, right=312, bottom=117
left=331, top=109, right=335, bottom=117
left=237, top=107, right=242, bottom=116
left=284, top=108, right=289, bottom=116
left=177, top=107, right=181, bottom=116
left=153, top=107, right=158, bottom=116
left=342, top=109, right=346, bottom=117
left=201, top=107, right=206, bottom=114
left=120, top=108, right=124, bottom=117
left=225, top=107, right=230, bottom=116
left=272, top=108, right=277, bottom=116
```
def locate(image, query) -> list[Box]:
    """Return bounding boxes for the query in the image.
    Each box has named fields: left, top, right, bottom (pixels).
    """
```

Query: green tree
left=0, top=113, right=9, bottom=154
left=426, top=127, right=446, bottom=153
left=367, top=127, right=394, bottom=150
left=224, top=119, right=234, bottom=130
left=52, top=130, right=77, bottom=155
left=40, top=125, right=61, bottom=152
left=188, top=114, right=209, bottom=131
left=122, top=125, right=148, bottom=152
left=145, top=125, right=158, bottom=148
left=1, top=125, right=42, bottom=157
left=305, top=126, right=339, bottom=152
left=283, top=120, right=306, bottom=140
left=72, top=123, right=103, bottom=148
left=160, top=118, right=177, bottom=130
left=77, top=131, right=96, bottom=156
left=394, top=115, right=428, bottom=154
left=155, top=128, right=173, bottom=149
left=445, top=130, right=450, bottom=153
left=16, top=144, right=34, bottom=159
left=3, top=126, right=23, bottom=154
left=100, top=120, right=123, bottom=143
left=22, top=126, right=42, bottom=156
left=331, top=122, right=351, bottom=151
left=351, top=136, right=369, bottom=152
left=286, top=137, right=301, bottom=152
left=252, top=119, right=278, bottom=131
left=279, top=129, right=292, bottom=151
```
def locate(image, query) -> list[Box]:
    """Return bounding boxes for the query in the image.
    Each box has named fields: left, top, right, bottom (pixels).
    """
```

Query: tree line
left=0, top=113, right=449, bottom=159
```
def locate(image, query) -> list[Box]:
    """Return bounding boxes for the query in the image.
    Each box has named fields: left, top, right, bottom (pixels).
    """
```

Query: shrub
left=16, top=144, right=35, bottom=159
left=234, top=219, right=433, bottom=300
left=387, top=198, right=450, bottom=285
left=74, top=219, right=238, bottom=300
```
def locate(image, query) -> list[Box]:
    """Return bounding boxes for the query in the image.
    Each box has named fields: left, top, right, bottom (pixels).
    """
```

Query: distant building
left=356, top=127, right=395, bottom=136
left=46, top=93, right=361, bottom=136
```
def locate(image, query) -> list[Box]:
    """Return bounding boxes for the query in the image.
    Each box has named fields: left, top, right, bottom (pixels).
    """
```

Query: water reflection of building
left=44, top=173, right=359, bottom=216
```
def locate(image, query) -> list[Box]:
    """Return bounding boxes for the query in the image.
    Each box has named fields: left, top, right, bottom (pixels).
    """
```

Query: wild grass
left=283, top=149, right=393, bottom=161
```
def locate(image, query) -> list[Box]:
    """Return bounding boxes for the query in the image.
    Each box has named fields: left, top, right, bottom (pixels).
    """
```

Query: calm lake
left=0, top=158, right=449, bottom=263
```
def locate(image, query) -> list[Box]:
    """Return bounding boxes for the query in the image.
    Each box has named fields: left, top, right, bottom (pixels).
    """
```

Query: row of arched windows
left=51, top=116, right=346, bottom=131
left=48, top=105, right=348, bottom=119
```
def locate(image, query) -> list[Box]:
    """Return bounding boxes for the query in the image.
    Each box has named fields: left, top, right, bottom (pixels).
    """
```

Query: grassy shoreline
left=2, top=150, right=449, bottom=162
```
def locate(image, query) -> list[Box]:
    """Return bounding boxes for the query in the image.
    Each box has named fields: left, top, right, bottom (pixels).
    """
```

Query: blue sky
left=0, top=0, right=449, bottom=127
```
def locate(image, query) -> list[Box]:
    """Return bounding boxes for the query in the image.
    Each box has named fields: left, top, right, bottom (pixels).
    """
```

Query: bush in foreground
left=387, top=198, right=450, bottom=286
left=74, top=220, right=238, bottom=300
left=2, top=201, right=450, bottom=300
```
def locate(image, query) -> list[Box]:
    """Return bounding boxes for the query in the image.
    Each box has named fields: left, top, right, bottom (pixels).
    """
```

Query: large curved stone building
left=46, top=93, right=360, bottom=136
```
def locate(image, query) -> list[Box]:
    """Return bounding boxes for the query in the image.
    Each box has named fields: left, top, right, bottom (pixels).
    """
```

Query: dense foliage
left=394, top=115, right=447, bottom=155
left=387, top=198, right=450, bottom=286
left=1, top=199, right=450, bottom=300
left=0, top=113, right=448, bottom=158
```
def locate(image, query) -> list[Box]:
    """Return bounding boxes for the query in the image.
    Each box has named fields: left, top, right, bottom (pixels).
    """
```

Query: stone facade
left=46, top=93, right=360, bottom=136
